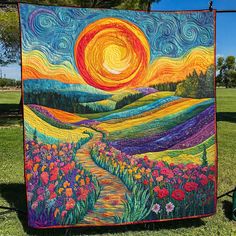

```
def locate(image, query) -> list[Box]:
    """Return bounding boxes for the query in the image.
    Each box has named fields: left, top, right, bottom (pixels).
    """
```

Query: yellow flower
left=58, top=188, right=64, bottom=194
left=75, top=175, right=81, bottom=181
left=134, top=173, right=142, bottom=180
left=140, top=167, right=146, bottom=174
left=41, top=165, right=47, bottom=172
left=33, top=164, right=39, bottom=172
left=133, top=166, right=138, bottom=172
left=128, top=169, right=133, bottom=174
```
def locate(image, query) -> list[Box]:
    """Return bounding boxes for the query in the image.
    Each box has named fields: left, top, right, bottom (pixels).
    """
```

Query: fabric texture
left=20, top=3, right=217, bottom=228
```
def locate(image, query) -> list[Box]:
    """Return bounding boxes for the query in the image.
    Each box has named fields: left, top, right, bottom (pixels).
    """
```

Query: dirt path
left=76, top=131, right=128, bottom=225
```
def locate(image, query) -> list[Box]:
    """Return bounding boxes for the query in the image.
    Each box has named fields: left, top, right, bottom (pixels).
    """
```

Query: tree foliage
left=217, top=55, right=236, bottom=88
left=175, top=65, right=215, bottom=98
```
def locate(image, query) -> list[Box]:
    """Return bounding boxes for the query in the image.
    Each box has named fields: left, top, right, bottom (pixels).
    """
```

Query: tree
left=201, top=144, right=208, bottom=167
left=217, top=55, right=236, bottom=88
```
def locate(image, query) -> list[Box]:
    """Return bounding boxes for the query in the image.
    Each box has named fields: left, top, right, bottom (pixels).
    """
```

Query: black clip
left=147, top=0, right=151, bottom=13
left=209, top=0, right=213, bottom=11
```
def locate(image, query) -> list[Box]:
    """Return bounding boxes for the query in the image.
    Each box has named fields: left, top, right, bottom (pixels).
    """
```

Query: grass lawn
left=0, top=89, right=235, bottom=236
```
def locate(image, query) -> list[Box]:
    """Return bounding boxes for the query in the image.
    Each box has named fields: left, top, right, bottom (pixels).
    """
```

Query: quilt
left=19, top=3, right=217, bottom=228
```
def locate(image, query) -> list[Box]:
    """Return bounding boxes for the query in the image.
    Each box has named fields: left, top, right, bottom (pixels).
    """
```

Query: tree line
left=0, top=78, right=21, bottom=88
left=217, top=56, right=236, bottom=88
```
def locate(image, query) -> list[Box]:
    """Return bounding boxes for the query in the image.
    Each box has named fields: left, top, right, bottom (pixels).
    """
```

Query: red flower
left=50, top=167, right=59, bottom=181
left=48, top=183, right=55, bottom=193
left=66, top=198, right=75, bottom=210
left=171, top=189, right=185, bottom=201
left=152, top=170, right=159, bottom=177
left=143, top=180, right=149, bottom=185
left=208, top=174, right=215, bottom=182
left=160, top=168, right=174, bottom=178
left=34, top=155, right=41, bottom=163
left=50, top=192, right=57, bottom=199
left=184, top=182, right=198, bottom=192
left=200, top=176, right=208, bottom=186
left=153, top=186, right=160, bottom=193
left=210, top=166, right=216, bottom=172
left=25, top=160, right=34, bottom=170
left=186, top=163, right=197, bottom=170
left=77, top=188, right=89, bottom=201
left=61, top=164, right=72, bottom=175
left=40, top=172, right=49, bottom=185
left=157, top=188, right=169, bottom=199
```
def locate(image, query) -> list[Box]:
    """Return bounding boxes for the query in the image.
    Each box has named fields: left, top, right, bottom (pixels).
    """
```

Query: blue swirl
left=20, top=4, right=214, bottom=67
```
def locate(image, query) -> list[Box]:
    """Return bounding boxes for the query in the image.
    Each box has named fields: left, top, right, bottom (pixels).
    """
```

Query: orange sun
left=74, top=18, right=150, bottom=91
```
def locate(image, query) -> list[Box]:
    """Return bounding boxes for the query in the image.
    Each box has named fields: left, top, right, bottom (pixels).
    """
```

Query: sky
left=1, top=0, right=236, bottom=80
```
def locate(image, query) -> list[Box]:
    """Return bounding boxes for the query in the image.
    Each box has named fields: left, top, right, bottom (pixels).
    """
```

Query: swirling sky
left=20, top=4, right=214, bottom=91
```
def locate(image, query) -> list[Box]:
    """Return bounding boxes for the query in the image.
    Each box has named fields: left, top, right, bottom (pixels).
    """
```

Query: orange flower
left=63, top=181, right=70, bottom=188
left=66, top=198, right=75, bottom=210
left=80, top=179, right=85, bottom=186
left=33, top=164, right=39, bottom=172
left=59, top=151, right=64, bottom=156
left=156, top=175, right=164, bottom=182
left=41, top=165, right=47, bottom=172
left=26, top=173, right=32, bottom=181
left=85, top=177, right=90, bottom=184
left=46, top=155, right=51, bottom=160
left=52, top=144, right=57, bottom=149
left=65, top=188, right=73, bottom=197
left=54, top=208, right=59, bottom=218
left=49, top=162, right=54, bottom=170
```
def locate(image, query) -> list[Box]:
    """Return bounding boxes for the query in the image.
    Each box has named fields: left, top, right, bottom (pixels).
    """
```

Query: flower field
left=91, top=142, right=216, bottom=222
left=25, top=137, right=101, bottom=227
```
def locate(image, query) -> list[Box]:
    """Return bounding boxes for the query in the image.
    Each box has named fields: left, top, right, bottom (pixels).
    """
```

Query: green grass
left=0, top=91, right=21, bottom=104
left=0, top=89, right=236, bottom=235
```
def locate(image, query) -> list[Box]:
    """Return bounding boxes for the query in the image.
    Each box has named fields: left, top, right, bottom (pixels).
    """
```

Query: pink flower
left=27, top=192, right=33, bottom=202
left=165, top=202, right=175, bottom=213
left=37, top=195, right=44, bottom=201
left=151, top=203, right=161, bottom=214
left=61, top=210, right=67, bottom=218
left=31, top=201, right=38, bottom=210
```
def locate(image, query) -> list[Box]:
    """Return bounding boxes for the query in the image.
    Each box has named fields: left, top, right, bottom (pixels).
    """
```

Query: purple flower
left=151, top=203, right=161, bottom=214
left=37, top=187, right=44, bottom=195
left=165, top=202, right=175, bottom=214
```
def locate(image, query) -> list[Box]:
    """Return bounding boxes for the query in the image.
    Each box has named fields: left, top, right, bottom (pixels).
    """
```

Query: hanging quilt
left=19, top=3, right=217, bottom=228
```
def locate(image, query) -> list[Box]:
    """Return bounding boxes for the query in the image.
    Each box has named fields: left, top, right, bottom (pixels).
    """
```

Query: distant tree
left=175, top=65, right=215, bottom=98
left=217, top=56, right=236, bottom=88
left=201, top=144, right=208, bottom=167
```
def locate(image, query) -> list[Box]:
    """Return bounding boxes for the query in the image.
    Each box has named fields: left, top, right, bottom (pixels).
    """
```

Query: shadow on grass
left=0, top=104, right=22, bottom=126
left=0, top=183, right=206, bottom=236
left=222, top=200, right=233, bottom=220
left=217, top=112, right=236, bottom=123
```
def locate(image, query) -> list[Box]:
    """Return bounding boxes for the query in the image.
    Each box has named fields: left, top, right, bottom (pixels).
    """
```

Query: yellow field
left=24, top=105, right=94, bottom=142
left=97, top=98, right=210, bottom=132
left=136, top=144, right=216, bottom=165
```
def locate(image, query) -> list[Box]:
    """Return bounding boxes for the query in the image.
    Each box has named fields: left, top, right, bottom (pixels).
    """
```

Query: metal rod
left=1, top=1, right=236, bottom=13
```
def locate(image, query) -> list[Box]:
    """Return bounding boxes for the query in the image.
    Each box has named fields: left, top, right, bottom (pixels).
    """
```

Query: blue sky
left=1, top=0, right=236, bottom=80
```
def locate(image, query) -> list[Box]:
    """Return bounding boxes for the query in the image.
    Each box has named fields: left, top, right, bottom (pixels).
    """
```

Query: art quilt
left=20, top=3, right=217, bottom=228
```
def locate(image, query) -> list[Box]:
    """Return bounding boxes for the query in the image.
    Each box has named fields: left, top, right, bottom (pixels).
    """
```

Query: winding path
left=76, top=131, right=129, bottom=225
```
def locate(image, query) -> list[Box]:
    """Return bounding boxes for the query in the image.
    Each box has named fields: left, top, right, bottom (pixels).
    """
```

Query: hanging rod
left=1, top=1, right=236, bottom=13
